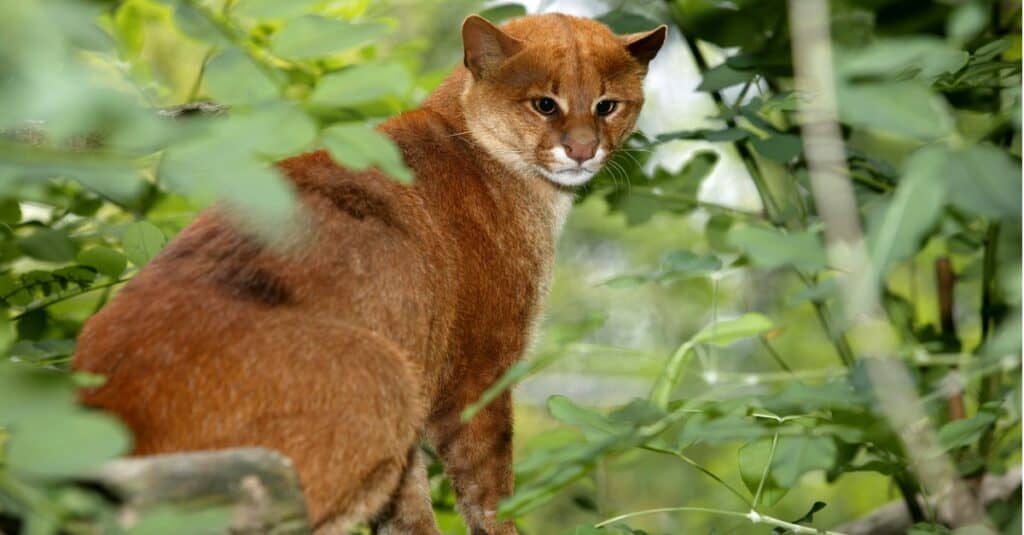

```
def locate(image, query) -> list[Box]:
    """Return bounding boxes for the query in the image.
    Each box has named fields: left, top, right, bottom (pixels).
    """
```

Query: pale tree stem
left=786, top=0, right=988, bottom=528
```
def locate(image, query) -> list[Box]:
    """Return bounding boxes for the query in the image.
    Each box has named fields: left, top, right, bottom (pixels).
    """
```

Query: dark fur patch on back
left=301, top=182, right=401, bottom=230
left=162, top=223, right=295, bottom=306
left=217, top=265, right=293, bottom=306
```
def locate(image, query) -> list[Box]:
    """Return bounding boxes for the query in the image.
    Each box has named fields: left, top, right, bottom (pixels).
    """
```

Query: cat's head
left=459, top=13, right=666, bottom=187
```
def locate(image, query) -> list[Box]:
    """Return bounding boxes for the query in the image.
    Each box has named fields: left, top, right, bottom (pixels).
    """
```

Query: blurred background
left=0, top=0, right=1020, bottom=534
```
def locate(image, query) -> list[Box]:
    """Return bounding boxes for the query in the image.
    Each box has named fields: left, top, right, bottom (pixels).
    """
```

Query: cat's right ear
left=462, top=15, right=523, bottom=79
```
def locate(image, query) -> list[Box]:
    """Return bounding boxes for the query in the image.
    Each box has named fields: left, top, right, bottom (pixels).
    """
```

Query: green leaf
left=171, top=3, right=229, bottom=46
left=739, top=439, right=789, bottom=506
left=203, top=49, right=278, bottom=105
left=772, top=502, right=827, bottom=534
left=547, top=396, right=619, bottom=439
left=480, top=3, right=528, bottom=25
left=0, top=363, right=77, bottom=425
left=77, top=246, right=127, bottom=278
left=691, top=313, right=774, bottom=347
left=728, top=226, right=828, bottom=271
left=9, top=339, right=75, bottom=363
left=19, top=229, right=76, bottom=263
left=321, top=123, right=413, bottom=183
left=837, top=81, right=955, bottom=140
left=657, top=250, right=722, bottom=281
left=837, top=37, right=969, bottom=80
left=113, top=1, right=145, bottom=58
left=271, top=16, right=389, bottom=60
left=234, top=0, right=320, bottom=19
left=705, top=214, right=735, bottom=252
left=129, top=505, right=231, bottom=535
left=122, top=221, right=166, bottom=267
left=682, top=414, right=771, bottom=446
left=749, top=134, right=802, bottom=163
left=697, top=63, right=754, bottom=92
left=0, top=198, right=21, bottom=224
left=310, top=62, right=412, bottom=108
left=7, top=410, right=131, bottom=478
left=943, top=144, right=1021, bottom=219
left=937, top=411, right=997, bottom=451
left=771, top=435, right=837, bottom=486
left=867, top=145, right=948, bottom=276
left=597, top=11, right=660, bottom=34
left=948, top=2, right=989, bottom=46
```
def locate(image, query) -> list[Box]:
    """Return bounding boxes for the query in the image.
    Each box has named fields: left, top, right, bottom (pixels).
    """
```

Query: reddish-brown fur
left=74, top=14, right=664, bottom=534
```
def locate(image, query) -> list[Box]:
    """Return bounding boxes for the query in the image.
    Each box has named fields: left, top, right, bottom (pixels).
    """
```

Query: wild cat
left=74, top=13, right=666, bottom=534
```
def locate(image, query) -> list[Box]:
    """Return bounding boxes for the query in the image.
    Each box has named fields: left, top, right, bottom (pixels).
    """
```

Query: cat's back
left=74, top=120, right=461, bottom=386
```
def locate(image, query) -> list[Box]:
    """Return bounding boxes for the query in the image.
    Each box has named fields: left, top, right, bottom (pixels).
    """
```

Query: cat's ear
left=462, top=15, right=523, bottom=79
left=621, top=25, right=668, bottom=66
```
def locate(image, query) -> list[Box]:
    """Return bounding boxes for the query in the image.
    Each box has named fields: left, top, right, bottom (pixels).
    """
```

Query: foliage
left=0, top=0, right=471, bottom=531
left=494, top=0, right=1021, bottom=533
left=0, top=0, right=1019, bottom=533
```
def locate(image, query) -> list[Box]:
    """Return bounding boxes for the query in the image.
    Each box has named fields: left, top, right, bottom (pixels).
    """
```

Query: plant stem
left=752, top=434, right=779, bottom=508
left=626, top=189, right=764, bottom=220
left=978, top=222, right=1003, bottom=459
left=641, top=444, right=752, bottom=507
left=12, top=279, right=129, bottom=321
left=595, top=505, right=848, bottom=534
left=759, top=336, right=794, bottom=373
left=679, top=34, right=783, bottom=224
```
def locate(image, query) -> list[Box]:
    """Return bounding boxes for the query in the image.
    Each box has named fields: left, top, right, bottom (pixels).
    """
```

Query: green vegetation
left=0, top=0, right=1020, bottom=533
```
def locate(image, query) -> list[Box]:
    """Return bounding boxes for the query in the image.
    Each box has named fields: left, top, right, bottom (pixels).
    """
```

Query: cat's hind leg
left=370, top=448, right=443, bottom=535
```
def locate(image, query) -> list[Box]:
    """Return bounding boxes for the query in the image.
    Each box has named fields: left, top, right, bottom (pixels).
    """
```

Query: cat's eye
left=533, top=97, right=558, bottom=115
left=595, top=100, right=618, bottom=116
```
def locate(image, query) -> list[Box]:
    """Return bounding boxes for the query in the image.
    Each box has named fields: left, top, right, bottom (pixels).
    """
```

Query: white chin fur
left=538, top=146, right=604, bottom=187
left=538, top=167, right=597, bottom=186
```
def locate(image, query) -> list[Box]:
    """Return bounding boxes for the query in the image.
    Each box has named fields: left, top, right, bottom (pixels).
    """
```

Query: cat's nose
left=563, top=139, right=598, bottom=164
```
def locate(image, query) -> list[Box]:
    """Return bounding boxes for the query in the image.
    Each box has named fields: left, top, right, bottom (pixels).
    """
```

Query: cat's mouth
left=536, top=165, right=599, bottom=187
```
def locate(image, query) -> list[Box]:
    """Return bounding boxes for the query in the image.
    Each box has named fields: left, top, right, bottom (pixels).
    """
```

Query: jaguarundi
left=74, top=12, right=666, bottom=534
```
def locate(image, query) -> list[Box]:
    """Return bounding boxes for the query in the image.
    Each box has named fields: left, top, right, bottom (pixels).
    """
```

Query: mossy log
left=90, top=448, right=310, bottom=534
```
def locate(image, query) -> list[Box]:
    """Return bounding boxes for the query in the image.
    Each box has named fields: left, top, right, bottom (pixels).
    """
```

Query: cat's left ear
left=462, top=15, right=524, bottom=79
left=621, top=25, right=668, bottom=66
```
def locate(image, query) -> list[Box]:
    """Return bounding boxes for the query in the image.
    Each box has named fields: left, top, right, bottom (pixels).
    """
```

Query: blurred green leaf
left=749, top=134, right=802, bottom=163
left=837, top=81, right=955, bottom=140
left=234, top=0, right=320, bottom=19
left=9, top=339, right=75, bottom=363
left=480, top=3, right=527, bottom=25
left=310, top=62, right=412, bottom=107
left=838, top=37, right=969, bottom=80
left=739, top=439, right=789, bottom=506
left=77, top=246, right=127, bottom=278
left=19, top=229, right=76, bottom=263
left=943, top=144, right=1021, bottom=219
left=867, top=145, right=948, bottom=276
left=113, top=1, right=145, bottom=58
left=728, top=226, right=827, bottom=271
left=0, top=198, right=21, bottom=224
left=7, top=410, right=131, bottom=478
left=948, top=2, right=988, bottom=46
left=548, top=396, right=619, bottom=440
left=698, top=63, right=753, bottom=92
left=0, top=363, right=76, bottom=425
left=771, top=435, right=837, bottom=486
left=938, top=411, right=997, bottom=451
left=271, top=16, right=389, bottom=60
left=597, top=11, right=660, bottom=34
left=204, top=49, right=279, bottom=105
left=129, top=505, right=231, bottom=535
left=122, top=221, right=166, bottom=267
left=691, top=313, right=773, bottom=347
left=321, top=123, right=413, bottom=183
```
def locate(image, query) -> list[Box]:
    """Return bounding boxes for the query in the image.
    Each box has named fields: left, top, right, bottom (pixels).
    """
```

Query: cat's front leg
left=427, top=389, right=517, bottom=535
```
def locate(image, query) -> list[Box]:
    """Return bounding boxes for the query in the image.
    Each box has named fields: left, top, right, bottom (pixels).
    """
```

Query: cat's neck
left=420, top=67, right=574, bottom=238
